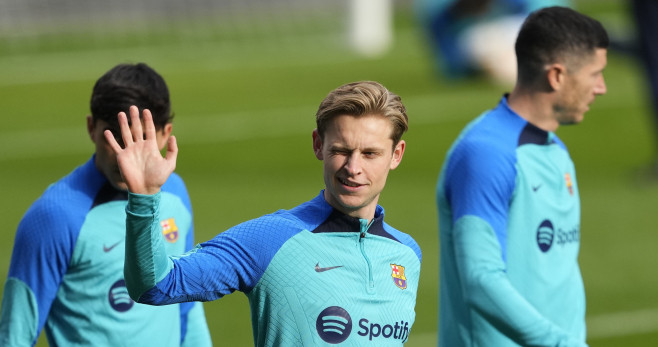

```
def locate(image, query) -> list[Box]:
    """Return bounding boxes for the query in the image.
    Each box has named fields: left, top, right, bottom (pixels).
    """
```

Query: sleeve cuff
left=127, top=192, right=161, bottom=215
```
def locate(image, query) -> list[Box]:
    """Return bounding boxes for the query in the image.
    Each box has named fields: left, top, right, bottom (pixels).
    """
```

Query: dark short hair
left=316, top=81, right=408, bottom=147
left=90, top=63, right=172, bottom=130
left=515, top=6, right=609, bottom=85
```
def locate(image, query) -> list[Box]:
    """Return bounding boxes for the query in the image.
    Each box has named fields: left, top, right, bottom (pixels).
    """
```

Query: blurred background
left=1, top=0, right=657, bottom=345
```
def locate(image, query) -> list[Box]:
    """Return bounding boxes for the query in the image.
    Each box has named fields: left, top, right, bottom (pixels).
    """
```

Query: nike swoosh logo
left=103, top=240, right=123, bottom=253
left=532, top=184, right=542, bottom=192
left=315, top=263, right=343, bottom=273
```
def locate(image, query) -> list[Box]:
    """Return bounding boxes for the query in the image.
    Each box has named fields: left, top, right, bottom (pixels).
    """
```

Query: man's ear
left=312, top=129, right=323, bottom=160
left=389, top=140, right=406, bottom=170
left=86, top=115, right=96, bottom=141
left=157, top=123, right=173, bottom=150
left=546, top=63, right=566, bottom=91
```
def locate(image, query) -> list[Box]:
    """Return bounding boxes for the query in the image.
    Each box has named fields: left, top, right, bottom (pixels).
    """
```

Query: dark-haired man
left=0, top=63, right=211, bottom=347
left=437, top=6, right=607, bottom=346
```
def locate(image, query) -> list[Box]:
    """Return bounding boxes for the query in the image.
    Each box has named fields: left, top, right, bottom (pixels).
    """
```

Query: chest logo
left=160, top=218, right=179, bottom=243
left=536, top=219, right=555, bottom=253
left=390, top=264, right=407, bottom=290
left=564, top=172, right=574, bottom=195
left=103, top=240, right=122, bottom=253
left=315, top=263, right=344, bottom=273
left=109, top=279, right=134, bottom=312
left=316, top=306, right=353, bottom=344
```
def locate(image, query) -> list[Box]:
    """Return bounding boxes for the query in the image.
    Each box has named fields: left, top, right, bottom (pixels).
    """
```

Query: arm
left=446, top=140, right=586, bottom=347
left=0, top=205, right=73, bottom=346
left=0, top=279, right=39, bottom=347
left=123, top=192, right=174, bottom=301
left=109, top=106, right=267, bottom=304
left=453, top=216, right=586, bottom=346
left=124, top=193, right=274, bottom=304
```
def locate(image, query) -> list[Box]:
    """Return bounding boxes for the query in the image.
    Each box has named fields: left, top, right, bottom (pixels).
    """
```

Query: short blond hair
left=315, top=81, right=408, bottom=146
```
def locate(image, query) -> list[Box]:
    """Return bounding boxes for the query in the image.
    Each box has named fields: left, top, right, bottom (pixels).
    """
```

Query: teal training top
left=0, top=157, right=211, bottom=347
left=436, top=96, right=587, bottom=347
left=124, top=190, right=422, bottom=346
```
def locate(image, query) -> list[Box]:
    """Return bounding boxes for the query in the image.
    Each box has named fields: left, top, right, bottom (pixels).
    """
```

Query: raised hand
left=104, top=105, right=178, bottom=195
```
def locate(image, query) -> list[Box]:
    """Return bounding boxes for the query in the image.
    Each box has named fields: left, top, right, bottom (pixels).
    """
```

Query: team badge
left=390, top=264, right=407, bottom=290
left=160, top=218, right=179, bottom=243
left=564, top=173, right=574, bottom=195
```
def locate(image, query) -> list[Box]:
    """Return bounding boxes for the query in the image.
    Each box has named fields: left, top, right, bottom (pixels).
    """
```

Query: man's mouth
left=339, top=177, right=361, bottom=187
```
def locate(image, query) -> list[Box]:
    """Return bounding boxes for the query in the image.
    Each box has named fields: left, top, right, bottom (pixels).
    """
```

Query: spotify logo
left=536, top=219, right=555, bottom=252
left=108, top=279, right=134, bottom=312
left=316, top=306, right=353, bottom=344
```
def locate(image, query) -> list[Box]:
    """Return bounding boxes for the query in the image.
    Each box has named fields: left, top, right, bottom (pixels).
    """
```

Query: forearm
left=124, top=192, right=173, bottom=301
left=2, top=212, right=71, bottom=346
left=0, top=278, right=39, bottom=347
left=455, top=216, right=586, bottom=347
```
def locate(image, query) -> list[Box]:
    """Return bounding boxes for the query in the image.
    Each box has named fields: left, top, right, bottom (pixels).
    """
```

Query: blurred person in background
left=436, top=6, right=607, bottom=347
left=415, top=0, right=571, bottom=86
left=106, top=81, right=421, bottom=346
left=631, top=0, right=658, bottom=180
left=0, top=63, right=211, bottom=347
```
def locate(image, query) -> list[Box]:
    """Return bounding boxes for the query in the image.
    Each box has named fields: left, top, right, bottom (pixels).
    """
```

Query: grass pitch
left=1, top=1, right=657, bottom=345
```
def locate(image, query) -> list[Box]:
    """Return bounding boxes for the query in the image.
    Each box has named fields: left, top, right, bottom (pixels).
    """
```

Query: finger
left=117, top=111, right=133, bottom=146
left=142, top=108, right=156, bottom=141
left=104, top=129, right=123, bottom=153
left=128, top=105, right=144, bottom=142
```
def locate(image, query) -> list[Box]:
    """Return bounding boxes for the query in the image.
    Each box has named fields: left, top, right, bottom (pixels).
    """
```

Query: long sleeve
left=0, top=278, right=39, bottom=346
left=453, top=215, right=586, bottom=346
left=124, top=191, right=269, bottom=305
left=124, top=192, right=174, bottom=301
left=0, top=201, right=75, bottom=346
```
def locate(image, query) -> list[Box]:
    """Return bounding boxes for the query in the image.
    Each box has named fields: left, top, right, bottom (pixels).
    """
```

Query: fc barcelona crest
left=390, top=264, right=407, bottom=290
left=160, top=218, right=179, bottom=243
left=564, top=173, right=574, bottom=195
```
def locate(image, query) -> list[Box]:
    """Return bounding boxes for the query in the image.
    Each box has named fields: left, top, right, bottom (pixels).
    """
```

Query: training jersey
left=436, top=96, right=587, bottom=347
left=124, top=191, right=422, bottom=346
left=0, top=157, right=211, bottom=347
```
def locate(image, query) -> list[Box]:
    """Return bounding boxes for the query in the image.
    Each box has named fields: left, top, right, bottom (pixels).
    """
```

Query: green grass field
left=2, top=1, right=658, bottom=345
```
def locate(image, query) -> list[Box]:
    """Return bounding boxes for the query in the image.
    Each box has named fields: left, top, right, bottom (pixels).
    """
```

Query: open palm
left=104, top=105, right=178, bottom=195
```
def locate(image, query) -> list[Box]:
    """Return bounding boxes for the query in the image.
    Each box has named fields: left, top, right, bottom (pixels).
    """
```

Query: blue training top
left=437, top=96, right=586, bottom=346
left=125, top=190, right=422, bottom=346
left=0, top=157, right=211, bottom=347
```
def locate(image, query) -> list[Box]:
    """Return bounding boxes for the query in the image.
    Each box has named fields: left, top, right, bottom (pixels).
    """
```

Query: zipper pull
left=359, top=218, right=370, bottom=239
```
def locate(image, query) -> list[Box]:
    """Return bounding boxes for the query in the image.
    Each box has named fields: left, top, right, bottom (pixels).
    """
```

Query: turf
left=1, top=1, right=657, bottom=345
